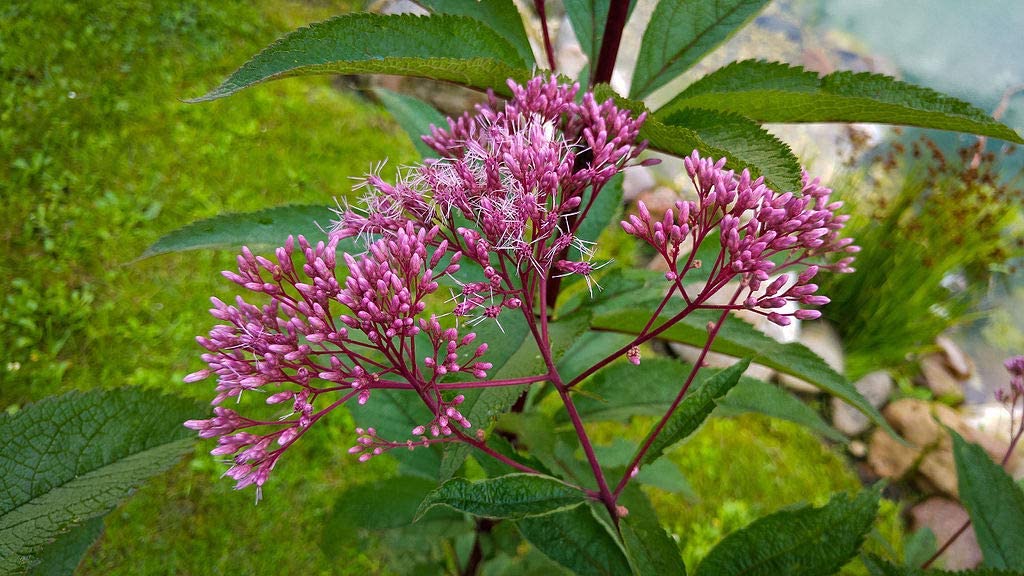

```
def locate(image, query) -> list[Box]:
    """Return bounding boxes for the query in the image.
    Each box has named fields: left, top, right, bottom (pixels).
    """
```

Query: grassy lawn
left=1, top=2, right=897, bottom=573
left=3, top=1, right=412, bottom=573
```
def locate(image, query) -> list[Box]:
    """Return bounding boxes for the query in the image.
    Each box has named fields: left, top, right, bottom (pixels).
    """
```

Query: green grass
left=1, top=2, right=903, bottom=573
left=1, top=1, right=415, bottom=573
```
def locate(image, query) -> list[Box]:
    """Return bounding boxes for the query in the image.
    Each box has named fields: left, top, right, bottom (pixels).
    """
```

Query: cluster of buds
left=622, top=151, right=859, bottom=326
left=186, top=76, right=652, bottom=495
left=334, top=76, right=649, bottom=324
left=996, top=355, right=1024, bottom=405
left=184, top=224, right=486, bottom=495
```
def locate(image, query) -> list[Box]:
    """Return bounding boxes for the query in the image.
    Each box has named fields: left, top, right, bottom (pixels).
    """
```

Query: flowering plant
left=4, top=3, right=1024, bottom=576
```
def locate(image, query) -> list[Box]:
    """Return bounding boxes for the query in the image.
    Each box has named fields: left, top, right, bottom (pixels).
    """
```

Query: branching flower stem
left=612, top=287, right=742, bottom=498
left=367, top=375, right=550, bottom=390
left=532, top=276, right=619, bottom=520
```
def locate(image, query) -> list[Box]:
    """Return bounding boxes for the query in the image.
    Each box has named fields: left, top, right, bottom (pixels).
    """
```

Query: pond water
left=806, top=0, right=1024, bottom=402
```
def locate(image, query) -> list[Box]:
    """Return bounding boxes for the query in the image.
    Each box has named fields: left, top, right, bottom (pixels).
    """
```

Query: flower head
left=622, top=151, right=857, bottom=326
left=187, top=76, right=651, bottom=495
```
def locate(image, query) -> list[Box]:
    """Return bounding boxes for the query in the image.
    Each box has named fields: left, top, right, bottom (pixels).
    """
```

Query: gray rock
left=872, top=399, right=1009, bottom=497
left=936, top=335, right=975, bottom=379
left=622, top=165, right=657, bottom=201
left=831, top=370, right=894, bottom=436
left=918, top=353, right=966, bottom=404
left=553, top=14, right=587, bottom=80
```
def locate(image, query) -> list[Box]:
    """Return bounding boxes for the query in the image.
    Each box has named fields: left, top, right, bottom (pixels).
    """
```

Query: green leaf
left=517, top=504, right=632, bottom=576
left=349, top=389, right=442, bottom=480
left=694, top=489, right=880, bottom=576
left=570, top=173, right=624, bottom=262
left=416, top=474, right=586, bottom=521
left=861, top=554, right=1020, bottom=576
left=438, top=313, right=533, bottom=480
left=715, top=378, right=847, bottom=443
left=554, top=331, right=635, bottom=386
left=592, top=438, right=696, bottom=497
left=323, top=476, right=446, bottom=536
left=474, top=433, right=553, bottom=478
left=590, top=304, right=896, bottom=437
left=630, top=0, right=770, bottom=98
left=660, top=108, right=803, bottom=192
left=568, top=358, right=688, bottom=422
left=27, top=516, right=103, bottom=576
left=571, top=355, right=844, bottom=442
left=657, top=60, right=1024, bottom=143
left=0, top=389, right=202, bottom=575
left=593, top=85, right=802, bottom=191
left=440, top=316, right=589, bottom=480
left=902, top=528, right=937, bottom=567
left=374, top=88, right=447, bottom=159
left=563, top=0, right=639, bottom=85
left=190, top=13, right=530, bottom=102
left=320, top=476, right=471, bottom=567
left=619, top=487, right=687, bottom=575
left=417, top=0, right=535, bottom=67
left=141, top=204, right=335, bottom=258
left=640, top=359, right=749, bottom=466
left=951, top=429, right=1024, bottom=570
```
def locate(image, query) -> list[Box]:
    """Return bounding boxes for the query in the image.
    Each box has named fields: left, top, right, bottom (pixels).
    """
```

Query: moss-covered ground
left=1, top=2, right=898, bottom=573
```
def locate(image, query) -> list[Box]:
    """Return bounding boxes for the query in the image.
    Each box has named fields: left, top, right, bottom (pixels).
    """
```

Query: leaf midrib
left=699, top=494, right=874, bottom=575
left=636, top=0, right=757, bottom=97
left=0, top=439, right=193, bottom=568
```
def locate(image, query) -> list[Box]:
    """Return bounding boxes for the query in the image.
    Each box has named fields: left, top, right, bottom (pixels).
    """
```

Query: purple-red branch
left=533, top=0, right=557, bottom=71
left=613, top=287, right=741, bottom=497
left=592, top=0, right=630, bottom=86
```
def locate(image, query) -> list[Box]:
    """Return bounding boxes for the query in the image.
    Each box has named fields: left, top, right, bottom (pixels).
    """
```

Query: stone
left=552, top=15, right=587, bottom=81
left=918, top=353, right=966, bottom=404
left=778, top=321, right=843, bottom=395
left=831, top=370, right=894, bottom=436
left=867, top=427, right=918, bottom=480
left=670, top=342, right=777, bottom=381
left=831, top=400, right=868, bottom=436
left=633, top=186, right=681, bottom=223
left=936, top=335, right=975, bottom=379
left=377, top=0, right=428, bottom=15
left=962, top=402, right=1024, bottom=478
left=870, top=399, right=1012, bottom=497
left=622, top=165, right=657, bottom=201
left=848, top=440, right=867, bottom=458
left=909, top=498, right=983, bottom=569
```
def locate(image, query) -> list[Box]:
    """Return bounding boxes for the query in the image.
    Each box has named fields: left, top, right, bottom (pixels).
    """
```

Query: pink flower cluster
left=185, top=76, right=649, bottom=496
left=334, top=77, right=649, bottom=323
left=184, top=226, right=486, bottom=496
left=622, top=152, right=859, bottom=326
left=996, top=355, right=1024, bottom=404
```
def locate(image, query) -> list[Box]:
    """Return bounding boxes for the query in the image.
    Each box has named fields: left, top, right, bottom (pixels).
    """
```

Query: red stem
left=538, top=273, right=619, bottom=521
left=591, top=0, right=630, bottom=86
left=368, top=375, right=549, bottom=390
left=612, top=288, right=740, bottom=497
left=533, top=0, right=557, bottom=71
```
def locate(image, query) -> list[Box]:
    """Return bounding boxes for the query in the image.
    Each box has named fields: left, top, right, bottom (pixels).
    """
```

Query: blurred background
left=1, top=1, right=1021, bottom=573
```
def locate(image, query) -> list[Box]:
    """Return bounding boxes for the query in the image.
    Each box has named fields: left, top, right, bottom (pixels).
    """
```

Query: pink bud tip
left=183, top=370, right=211, bottom=383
